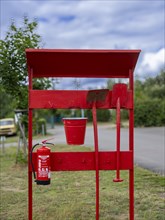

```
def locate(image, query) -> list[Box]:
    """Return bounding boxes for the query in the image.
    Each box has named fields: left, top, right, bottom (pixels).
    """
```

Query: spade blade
left=87, top=89, right=109, bottom=107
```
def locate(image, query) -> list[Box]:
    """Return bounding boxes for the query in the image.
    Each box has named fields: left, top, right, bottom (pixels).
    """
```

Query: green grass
left=2, top=133, right=53, bottom=144
left=1, top=135, right=18, bottom=143
left=0, top=146, right=164, bottom=220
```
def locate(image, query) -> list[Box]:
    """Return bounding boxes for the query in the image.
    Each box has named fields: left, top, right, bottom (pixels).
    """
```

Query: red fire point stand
left=26, top=49, right=141, bottom=220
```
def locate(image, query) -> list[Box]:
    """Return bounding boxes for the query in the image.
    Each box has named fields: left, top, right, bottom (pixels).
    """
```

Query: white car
left=0, top=118, right=17, bottom=136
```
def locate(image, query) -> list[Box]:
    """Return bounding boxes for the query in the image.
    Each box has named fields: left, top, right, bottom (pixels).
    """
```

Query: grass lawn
left=0, top=145, right=164, bottom=220
left=1, top=133, right=53, bottom=146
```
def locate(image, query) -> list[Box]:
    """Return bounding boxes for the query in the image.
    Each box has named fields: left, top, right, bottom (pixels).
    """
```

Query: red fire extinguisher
left=30, top=139, right=54, bottom=185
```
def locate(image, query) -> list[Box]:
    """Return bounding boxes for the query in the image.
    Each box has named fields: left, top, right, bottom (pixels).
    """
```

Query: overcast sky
left=1, top=0, right=164, bottom=89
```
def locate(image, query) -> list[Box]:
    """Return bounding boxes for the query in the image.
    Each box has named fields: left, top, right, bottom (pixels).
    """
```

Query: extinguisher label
left=38, top=155, right=50, bottom=178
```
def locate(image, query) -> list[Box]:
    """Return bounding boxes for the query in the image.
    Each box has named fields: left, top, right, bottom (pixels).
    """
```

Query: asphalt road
left=1, top=125, right=164, bottom=175
left=48, top=125, right=164, bottom=175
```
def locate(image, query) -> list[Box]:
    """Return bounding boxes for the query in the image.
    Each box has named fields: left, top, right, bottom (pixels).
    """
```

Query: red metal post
left=28, top=66, right=33, bottom=220
left=92, top=103, right=99, bottom=220
left=129, top=69, right=134, bottom=220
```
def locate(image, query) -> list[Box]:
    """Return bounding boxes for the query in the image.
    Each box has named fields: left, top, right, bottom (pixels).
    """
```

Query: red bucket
left=62, top=118, right=87, bottom=145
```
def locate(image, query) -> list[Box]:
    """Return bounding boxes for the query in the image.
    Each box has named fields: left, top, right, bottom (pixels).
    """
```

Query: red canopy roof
left=26, top=49, right=141, bottom=78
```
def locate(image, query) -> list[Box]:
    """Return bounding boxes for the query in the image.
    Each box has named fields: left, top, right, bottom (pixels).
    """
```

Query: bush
left=16, top=151, right=28, bottom=164
left=20, top=115, right=47, bottom=136
left=86, top=109, right=111, bottom=122
left=36, top=118, right=47, bottom=135
left=121, top=109, right=129, bottom=121
left=134, top=99, right=165, bottom=127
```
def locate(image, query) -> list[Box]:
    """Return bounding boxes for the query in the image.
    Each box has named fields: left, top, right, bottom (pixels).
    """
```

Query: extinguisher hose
left=45, top=142, right=54, bottom=146
left=30, top=143, right=40, bottom=181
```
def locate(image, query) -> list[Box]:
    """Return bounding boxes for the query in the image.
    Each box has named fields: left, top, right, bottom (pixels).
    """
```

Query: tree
left=106, top=79, right=116, bottom=90
left=143, top=70, right=165, bottom=100
left=0, top=16, right=50, bottom=110
left=0, top=85, right=15, bottom=118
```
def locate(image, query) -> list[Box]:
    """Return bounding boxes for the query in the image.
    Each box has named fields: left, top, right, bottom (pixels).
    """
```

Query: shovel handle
left=113, top=98, right=123, bottom=183
left=92, top=103, right=100, bottom=220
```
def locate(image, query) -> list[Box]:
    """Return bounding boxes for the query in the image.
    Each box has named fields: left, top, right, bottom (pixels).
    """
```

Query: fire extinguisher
left=30, top=139, right=54, bottom=185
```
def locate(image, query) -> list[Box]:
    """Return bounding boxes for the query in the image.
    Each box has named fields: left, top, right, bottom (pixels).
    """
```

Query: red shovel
left=87, top=89, right=109, bottom=220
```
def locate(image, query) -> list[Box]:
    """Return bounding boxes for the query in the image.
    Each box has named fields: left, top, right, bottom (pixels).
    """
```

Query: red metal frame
left=26, top=49, right=140, bottom=220
left=28, top=66, right=33, bottom=220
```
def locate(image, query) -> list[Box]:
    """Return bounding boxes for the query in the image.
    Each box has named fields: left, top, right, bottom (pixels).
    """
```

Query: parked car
left=0, top=118, right=17, bottom=136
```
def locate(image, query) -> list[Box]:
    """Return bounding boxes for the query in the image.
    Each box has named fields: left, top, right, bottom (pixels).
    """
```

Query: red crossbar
left=31, top=151, right=133, bottom=171
left=29, top=90, right=133, bottom=109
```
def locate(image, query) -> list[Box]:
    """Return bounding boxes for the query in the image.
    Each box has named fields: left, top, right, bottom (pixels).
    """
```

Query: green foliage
left=135, top=99, right=165, bottom=127
left=97, top=109, right=111, bottom=122
left=0, top=85, right=15, bottom=118
left=134, top=70, right=165, bottom=104
left=106, top=79, right=116, bottom=90
left=121, top=109, right=129, bottom=120
left=134, top=79, right=147, bottom=102
left=68, top=109, right=111, bottom=122
left=86, top=109, right=111, bottom=122
left=20, top=114, right=28, bottom=135
left=143, top=70, right=165, bottom=100
left=106, top=71, right=165, bottom=127
left=36, top=118, right=47, bottom=135
left=134, top=70, right=165, bottom=127
left=0, top=16, right=50, bottom=110
left=21, top=113, right=47, bottom=136
left=16, top=151, right=27, bottom=164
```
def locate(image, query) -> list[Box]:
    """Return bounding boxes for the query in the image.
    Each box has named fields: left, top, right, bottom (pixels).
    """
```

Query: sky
left=1, top=0, right=165, bottom=89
